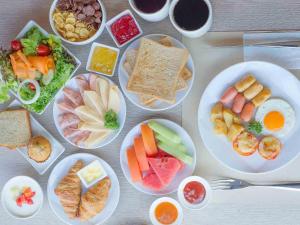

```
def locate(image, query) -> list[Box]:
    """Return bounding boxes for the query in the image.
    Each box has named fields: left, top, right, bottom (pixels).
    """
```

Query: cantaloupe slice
left=141, top=124, right=158, bottom=156
left=133, top=136, right=150, bottom=172
left=127, top=147, right=142, bottom=182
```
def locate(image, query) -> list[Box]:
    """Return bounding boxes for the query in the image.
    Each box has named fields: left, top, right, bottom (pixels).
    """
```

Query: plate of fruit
left=120, top=119, right=196, bottom=195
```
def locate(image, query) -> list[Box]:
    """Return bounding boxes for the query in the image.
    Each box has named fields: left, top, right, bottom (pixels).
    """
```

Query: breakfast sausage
left=220, top=87, right=238, bottom=105
left=232, top=93, right=246, bottom=114
left=240, top=102, right=255, bottom=122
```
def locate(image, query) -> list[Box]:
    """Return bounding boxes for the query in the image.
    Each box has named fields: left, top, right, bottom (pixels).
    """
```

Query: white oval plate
left=53, top=73, right=126, bottom=149
left=198, top=61, right=300, bottom=174
left=47, top=153, right=120, bottom=225
left=120, top=119, right=196, bottom=195
left=118, top=34, right=195, bottom=111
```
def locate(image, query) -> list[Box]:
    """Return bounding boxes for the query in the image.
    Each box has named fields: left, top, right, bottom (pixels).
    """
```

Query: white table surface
left=1, top=1, right=300, bottom=225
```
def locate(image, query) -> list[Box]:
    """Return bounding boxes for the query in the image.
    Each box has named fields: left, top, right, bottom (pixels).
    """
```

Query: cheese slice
left=108, top=85, right=120, bottom=113
left=84, top=131, right=110, bottom=148
left=96, top=78, right=109, bottom=111
left=78, top=121, right=108, bottom=132
left=75, top=106, right=103, bottom=123
left=83, top=91, right=105, bottom=117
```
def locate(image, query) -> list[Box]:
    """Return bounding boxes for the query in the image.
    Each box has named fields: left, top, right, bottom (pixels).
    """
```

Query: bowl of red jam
left=177, top=176, right=212, bottom=210
left=106, top=10, right=143, bottom=47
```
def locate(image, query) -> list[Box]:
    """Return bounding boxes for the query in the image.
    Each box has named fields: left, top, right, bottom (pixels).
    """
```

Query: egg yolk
left=264, top=111, right=285, bottom=131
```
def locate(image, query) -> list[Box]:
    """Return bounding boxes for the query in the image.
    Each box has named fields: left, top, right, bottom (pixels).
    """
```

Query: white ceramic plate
left=47, top=153, right=120, bottom=225
left=198, top=61, right=300, bottom=173
left=118, top=34, right=195, bottom=111
left=120, top=119, right=196, bottom=195
left=8, top=100, right=65, bottom=175
left=53, top=73, right=126, bottom=149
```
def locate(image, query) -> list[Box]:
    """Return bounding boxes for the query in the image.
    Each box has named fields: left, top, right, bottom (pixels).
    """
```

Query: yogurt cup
left=128, top=0, right=170, bottom=22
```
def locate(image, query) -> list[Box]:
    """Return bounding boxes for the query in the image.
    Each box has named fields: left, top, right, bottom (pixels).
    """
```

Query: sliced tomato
left=11, top=40, right=22, bottom=51
left=258, top=136, right=281, bottom=160
left=37, top=44, right=51, bottom=56
left=233, top=131, right=258, bottom=156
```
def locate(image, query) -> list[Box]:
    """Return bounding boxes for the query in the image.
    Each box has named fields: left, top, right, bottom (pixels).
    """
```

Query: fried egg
left=255, top=99, right=296, bottom=138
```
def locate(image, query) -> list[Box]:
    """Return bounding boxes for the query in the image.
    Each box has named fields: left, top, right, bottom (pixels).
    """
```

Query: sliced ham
left=63, top=124, right=81, bottom=138
left=89, top=73, right=98, bottom=91
left=221, top=86, right=238, bottom=105
left=232, top=93, right=246, bottom=114
left=63, top=87, right=83, bottom=106
left=71, top=131, right=91, bottom=146
left=57, top=100, right=75, bottom=113
left=58, top=113, right=80, bottom=129
left=76, top=75, right=89, bottom=95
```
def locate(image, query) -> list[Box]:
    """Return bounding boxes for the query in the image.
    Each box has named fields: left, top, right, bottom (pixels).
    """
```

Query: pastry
left=55, top=160, right=84, bottom=219
left=27, top=136, right=52, bottom=163
left=243, top=82, right=263, bottom=100
left=251, top=87, right=271, bottom=107
left=79, top=177, right=111, bottom=221
left=234, top=74, right=256, bottom=92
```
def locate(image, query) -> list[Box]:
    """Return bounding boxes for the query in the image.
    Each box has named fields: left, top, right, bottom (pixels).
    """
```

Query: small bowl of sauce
left=178, top=176, right=212, bottom=210
left=149, top=197, right=183, bottom=225
left=129, top=0, right=170, bottom=22
left=169, top=0, right=212, bottom=38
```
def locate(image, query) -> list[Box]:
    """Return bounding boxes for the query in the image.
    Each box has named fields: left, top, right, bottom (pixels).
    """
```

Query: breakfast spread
left=52, top=0, right=103, bottom=42
left=0, top=26, right=78, bottom=113
left=125, top=121, right=193, bottom=192
left=123, top=37, right=192, bottom=106
left=56, top=74, right=121, bottom=148
left=55, top=160, right=111, bottom=221
left=27, top=136, right=52, bottom=163
left=107, top=10, right=142, bottom=47
left=87, top=43, right=119, bottom=76
left=211, top=74, right=296, bottom=160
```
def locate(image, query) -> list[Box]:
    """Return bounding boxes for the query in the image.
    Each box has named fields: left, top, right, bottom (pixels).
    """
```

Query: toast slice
left=0, top=109, right=32, bottom=149
left=127, top=38, right=189, bottom=102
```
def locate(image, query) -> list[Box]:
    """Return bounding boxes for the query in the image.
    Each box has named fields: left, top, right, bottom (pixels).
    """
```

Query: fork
left=210, top=178, right=300, bottom=190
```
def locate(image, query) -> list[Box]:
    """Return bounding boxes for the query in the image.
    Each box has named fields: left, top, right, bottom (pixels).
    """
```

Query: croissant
left=79, top=177, right=111, bottom=221
left=55, top=160, right=84, bottom=219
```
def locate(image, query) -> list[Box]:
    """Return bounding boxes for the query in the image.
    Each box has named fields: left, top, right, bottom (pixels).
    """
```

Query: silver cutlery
left=209, top=40, right=300, bottom=48
left=210, top=178, right=300, bottom=190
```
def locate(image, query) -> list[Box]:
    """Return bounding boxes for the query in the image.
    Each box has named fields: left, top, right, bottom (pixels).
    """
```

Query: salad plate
left=0, top=20, right=81, bottom=114
left=198, top=61, right=300, bottom=174
left=47, top=153, right=120, bottom=225
left=53, top=73, right=126, bottom=149
left=120, top=118, right=196, bottom=195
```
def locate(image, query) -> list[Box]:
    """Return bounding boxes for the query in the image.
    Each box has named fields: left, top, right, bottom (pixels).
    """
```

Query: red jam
left=183, top=181, right=206, bottom=204
left=110, top=14, right=140, bottom=45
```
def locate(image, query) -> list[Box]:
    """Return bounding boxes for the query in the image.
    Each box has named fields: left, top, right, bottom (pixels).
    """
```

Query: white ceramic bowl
left=198, top=61, right=300, bottom=174
left=118, top=34, right=195, bottom=112
left=128, top=0, right=170, bottom=22
left=149, top=197, right=183, bottom=225
left=47, top=153, right=120, bottom=225
left=1, top=176, right=43, bottom=220
left=177, top=176, right=212, bottom=210
left=49, top=0, right=107, bottom=45
left=120, top=118, right=196, bottom=195
left=169, top=0, right=212, bottom=38
left=53, top=73, right=126, bottom=149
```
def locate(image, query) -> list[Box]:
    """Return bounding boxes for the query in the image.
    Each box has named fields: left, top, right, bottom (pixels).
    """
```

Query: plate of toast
left=47, top=153, right=120, bottom=225
left=119, top=34, right=195, bottom=111
left=198, top=61, right=300, bottom=173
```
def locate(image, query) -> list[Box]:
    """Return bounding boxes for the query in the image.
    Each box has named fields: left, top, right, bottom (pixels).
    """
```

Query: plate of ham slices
left=53, top=73, right=126, bottom=149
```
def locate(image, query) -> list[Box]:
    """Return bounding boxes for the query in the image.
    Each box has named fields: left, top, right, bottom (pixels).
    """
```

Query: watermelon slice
left=148, top=157, right=181, bottom=186
left=156, top=149, right=185, bottom=171
left=142, top=167, right=165, bottom=191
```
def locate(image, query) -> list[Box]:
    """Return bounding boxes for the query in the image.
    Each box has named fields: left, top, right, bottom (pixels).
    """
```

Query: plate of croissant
left=47, top=153, right=120, bottom=225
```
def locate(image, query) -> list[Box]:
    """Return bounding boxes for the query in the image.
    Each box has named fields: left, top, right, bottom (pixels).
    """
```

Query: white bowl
left=177, top=176, right=212, bottom=210
left=118, top=34, right=195, bottom=112
left=120, top=118, right=196, bottom=195
left=53, top=73, right=127, bottom=149
left=149, top=197, right=183, bottom=225
left=169, top=0, right=212, bottom=38
left=1, top=176, right=43, bottom=220
left=128, top=0, right=170, bottom=22
left=86, top=42, right=120, bottom=77
left=106, top=9, right=143, bottom=48
left=198, top=61, right=300, bottom=174
left=49, top=0, right=107, bottom=45
left=47, top=153, right=120, bottom=225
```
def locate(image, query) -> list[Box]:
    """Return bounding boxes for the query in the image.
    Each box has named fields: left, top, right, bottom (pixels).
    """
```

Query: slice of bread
left=0, top=109, right=32, bottom=149
left=127, top=38, right=189, bottom=102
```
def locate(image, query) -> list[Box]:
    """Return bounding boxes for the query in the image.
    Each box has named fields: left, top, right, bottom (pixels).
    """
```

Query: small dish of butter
left=77, top=160, right=107, bottom=188
left=86, top=42, right=120, bottom=77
